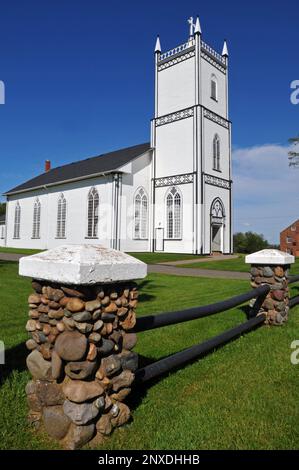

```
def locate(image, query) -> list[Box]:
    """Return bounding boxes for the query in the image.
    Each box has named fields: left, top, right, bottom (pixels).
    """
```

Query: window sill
left=211, top=96, right=218, bottom=102
left=31, top=237, right=40, bottom=240
left=55, top=237, right=66, bottom=239
left=85, top=237, right=99, bottom=239
left=212, top=168, right=222, bottom=173
left=133, top=238, right=149, bottom=241
left=13, top=238, right=20, bottom=240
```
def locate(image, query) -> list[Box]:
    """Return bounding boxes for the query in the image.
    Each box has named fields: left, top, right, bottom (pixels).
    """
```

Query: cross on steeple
left=188, top=16, right=195, bottom=37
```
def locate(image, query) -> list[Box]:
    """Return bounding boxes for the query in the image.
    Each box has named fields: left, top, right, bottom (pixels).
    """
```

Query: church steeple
left=155, top=35, right=161, bottom=54
left=194, top=16, right=201, bottom=35
left=222, top=40, right=229, bottom=57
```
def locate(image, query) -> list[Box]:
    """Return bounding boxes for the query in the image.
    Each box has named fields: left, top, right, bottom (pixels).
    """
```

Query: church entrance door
left=211, top=224, right=222, bottom=253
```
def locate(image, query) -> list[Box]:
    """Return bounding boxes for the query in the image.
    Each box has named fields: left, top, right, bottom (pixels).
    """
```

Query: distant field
left=127, top=252, right=204, bottom=264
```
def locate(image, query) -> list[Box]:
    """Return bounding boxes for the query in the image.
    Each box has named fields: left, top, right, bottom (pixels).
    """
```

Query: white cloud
left=232, top=144, right=299, bottom=243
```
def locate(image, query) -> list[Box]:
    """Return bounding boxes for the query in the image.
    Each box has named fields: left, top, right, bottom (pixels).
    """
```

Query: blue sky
left=0, top=0, right=298, bottom=243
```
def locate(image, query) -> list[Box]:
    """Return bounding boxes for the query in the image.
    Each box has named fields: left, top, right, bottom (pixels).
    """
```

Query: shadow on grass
left=0, top=341, right=27, bottom=385
left=137, top=279, right=161, bottom=303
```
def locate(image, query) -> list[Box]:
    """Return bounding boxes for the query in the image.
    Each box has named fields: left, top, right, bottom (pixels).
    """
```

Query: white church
left=1, top=17, right=232, bottom=255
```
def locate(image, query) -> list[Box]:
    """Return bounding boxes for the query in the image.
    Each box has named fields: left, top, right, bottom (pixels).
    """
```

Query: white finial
left=194, top=16, right=201, bottom=35
left=155, top=35, right=161, bottom=53
left=188, top=16, right=195, bottom=37
left=222, top=40, right=229, bottom=57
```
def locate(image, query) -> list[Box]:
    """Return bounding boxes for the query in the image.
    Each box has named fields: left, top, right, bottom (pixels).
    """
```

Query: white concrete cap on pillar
left=19, top=244, right=147, bottom=285
left=245, top=249, right=295, bottom=265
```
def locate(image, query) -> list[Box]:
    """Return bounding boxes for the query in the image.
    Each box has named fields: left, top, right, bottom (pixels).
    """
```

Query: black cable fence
left=133, top=284, right=273, bottom=384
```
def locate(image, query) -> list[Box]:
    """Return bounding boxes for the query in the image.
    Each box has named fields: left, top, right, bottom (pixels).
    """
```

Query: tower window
left=32, top=198, right=41, bottom=239
left=87, top=187, right=99, bottom=238
left=211, top=75, right=218, bottom=101
left=166, top=187, right=182, bottom=239
left=56, top=193, right=67, bottom=238
left=13, top=201, right=21, bottom=239
left=213, top=134, right=221, bottom=171
left=134, top=187, right=148, bottom=239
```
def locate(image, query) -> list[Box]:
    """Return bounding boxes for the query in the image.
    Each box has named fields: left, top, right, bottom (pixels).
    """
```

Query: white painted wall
left=155, top=118, right=194, bottom=177
left=119, top=151, right=152, bottom=252
left=6, top=175, right=116, bottom=250
left=200, top=58, right=227, bottom=118
left=158, top=58, right=195, bottom=116
left=154, top=183, right=194, bottom=253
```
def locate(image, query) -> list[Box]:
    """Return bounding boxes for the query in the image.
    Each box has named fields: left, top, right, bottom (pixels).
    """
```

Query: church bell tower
left=150, top=16, right=232, bottom=255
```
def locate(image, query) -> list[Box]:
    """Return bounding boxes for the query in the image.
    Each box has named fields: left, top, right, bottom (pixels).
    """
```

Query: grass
left=0, top=260, right=299, bottom=449
left=181, top=253, right=299, bottom=275
left=127, top=252, right=204, bottom=264
left=0, top=247, right=42, bottom=255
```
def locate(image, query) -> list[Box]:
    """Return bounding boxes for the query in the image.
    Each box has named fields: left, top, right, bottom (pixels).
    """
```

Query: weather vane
left=188, top=16, right=196, bottom=36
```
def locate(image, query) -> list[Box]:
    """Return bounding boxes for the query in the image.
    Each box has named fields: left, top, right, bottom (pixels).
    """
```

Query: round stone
left=26, top=350, right=53, bottom=381
left=43, top=405, right=71, bottom=440
left=51, top=350, right=63, bottom=380
left=63, top=399, right=100, bottom=425
left=66, top=298, right=85, bottom=313
left=63, top=379, right=104, bottom=403
left=54, top=330, right=88, bottom=361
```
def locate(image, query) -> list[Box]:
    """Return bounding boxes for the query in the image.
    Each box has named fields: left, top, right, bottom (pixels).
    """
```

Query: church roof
left=4, top=142, right=151, bottom=196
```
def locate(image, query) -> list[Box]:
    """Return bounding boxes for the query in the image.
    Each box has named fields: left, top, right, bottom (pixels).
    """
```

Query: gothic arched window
left=134, top=187, right=148, bottom=239
left=166, top=187, right=182, bottom=239
left=56, top=193, right=67, bottom=238
left=13, top=202, right=21, bottom=239
left=211, top=198, right=225, bottom=219
left=32, top=198, right=41, bottom=239
left=87, top=187, right=99, bottom=238
left=213, top=134, right=220, bottom=171
left=211, top=74, right=218, bottom=101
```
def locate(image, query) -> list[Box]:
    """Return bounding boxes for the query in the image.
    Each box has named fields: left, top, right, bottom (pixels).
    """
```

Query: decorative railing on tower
left=201, top=40, right=226, bottom=65
left=158, top=38, right=226, bottom=67
left=159, top=39, right=195, bottom=61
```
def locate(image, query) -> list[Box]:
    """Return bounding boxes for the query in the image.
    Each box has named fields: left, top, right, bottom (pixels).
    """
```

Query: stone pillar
left=245, top=249, right=294, bottom=326
left=19, top=245, right=147, bottom=449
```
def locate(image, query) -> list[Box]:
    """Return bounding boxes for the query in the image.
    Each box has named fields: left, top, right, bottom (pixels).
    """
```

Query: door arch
left=210, top=198, right=225, bottom=253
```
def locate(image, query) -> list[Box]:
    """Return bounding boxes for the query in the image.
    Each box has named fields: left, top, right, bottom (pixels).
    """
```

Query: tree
left=233, top=231, right=269, bottom=254
left=288, top=135, right=299, bottom=167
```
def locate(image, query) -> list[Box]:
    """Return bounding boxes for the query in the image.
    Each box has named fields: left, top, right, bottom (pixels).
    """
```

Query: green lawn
left=0, top=247, right=42, bottom=255
left=0, top=260, right=299, bottom=449
left=127, top=252, right=204, bottom=264
left=181, top=254, right=299, bottom=275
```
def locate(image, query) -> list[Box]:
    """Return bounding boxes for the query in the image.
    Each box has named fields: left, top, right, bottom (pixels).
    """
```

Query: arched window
left=32, top=198, right=41, bottom=239
left=87, top=187, right=99, bottom=238
left=211, top=74, right=218, bottom=101
left=134, top=187, right=148, bottom=239
left=166, top=187, right=182, bottom=239
left=13, top=202, right=21, bottom=239
left=56, top=193, right=67, bottom=238
left=211, top=198, right=225, bottom=219
left=213, top=134, right=220, bottom=171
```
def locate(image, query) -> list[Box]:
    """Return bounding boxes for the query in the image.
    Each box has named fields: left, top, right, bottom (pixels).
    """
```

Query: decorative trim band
left=203, top=108, right=229, bottom=129
left=201, top=52, right=226, bottom=74
left=204, top=173, right=231, bottom=189
left=155, top=107, right=194, bottom=127
left=158, top=50, right=195, bottom=71
left=154, top=173, right=194, bottom=188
